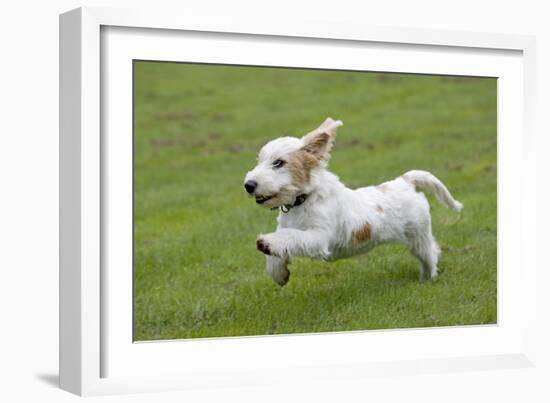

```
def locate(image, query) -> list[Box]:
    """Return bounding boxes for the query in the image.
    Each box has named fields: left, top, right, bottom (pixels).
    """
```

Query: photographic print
left=133, top=61, right=496, bottom=341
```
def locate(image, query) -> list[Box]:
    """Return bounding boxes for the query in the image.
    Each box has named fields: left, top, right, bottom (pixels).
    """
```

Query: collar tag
left=280, top=193, right=308, bottom=213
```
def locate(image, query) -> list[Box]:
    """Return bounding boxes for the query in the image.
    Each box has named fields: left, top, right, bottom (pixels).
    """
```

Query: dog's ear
left=301, top=117, right=343, bottom=160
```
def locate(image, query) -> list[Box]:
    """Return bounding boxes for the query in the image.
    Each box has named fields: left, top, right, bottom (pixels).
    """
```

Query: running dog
left=244, top=118, right=462, bottom=285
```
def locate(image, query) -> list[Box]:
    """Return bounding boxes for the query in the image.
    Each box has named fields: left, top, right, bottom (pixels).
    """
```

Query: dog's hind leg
left=266, top=255, right=290, bottom=286
left=407, top=224, right=441, bottom=280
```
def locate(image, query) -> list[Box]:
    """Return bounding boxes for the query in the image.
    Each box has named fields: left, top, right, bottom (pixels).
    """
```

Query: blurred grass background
left=133, top=61, right=497, bottom=341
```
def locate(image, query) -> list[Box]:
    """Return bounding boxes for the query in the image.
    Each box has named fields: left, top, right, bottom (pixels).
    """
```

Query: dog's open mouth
left=255, top=195, right=274, bottom=204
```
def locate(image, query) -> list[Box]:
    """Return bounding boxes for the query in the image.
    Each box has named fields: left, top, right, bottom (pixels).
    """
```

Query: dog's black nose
left=244, top=180, right=257, bottom=194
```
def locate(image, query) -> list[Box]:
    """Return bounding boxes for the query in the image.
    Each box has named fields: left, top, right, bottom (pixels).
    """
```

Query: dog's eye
left=272, top=159, right=286, bottom=169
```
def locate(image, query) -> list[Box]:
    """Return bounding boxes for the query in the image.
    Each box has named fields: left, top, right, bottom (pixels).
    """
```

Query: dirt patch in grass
left=155, top=111, right=200, bottom=121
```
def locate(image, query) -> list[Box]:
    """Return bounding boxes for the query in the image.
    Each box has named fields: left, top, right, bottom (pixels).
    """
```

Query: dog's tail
left=402, top=170, right=463, bottom=212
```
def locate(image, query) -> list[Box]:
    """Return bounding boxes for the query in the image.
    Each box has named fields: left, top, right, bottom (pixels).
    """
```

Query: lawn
left=133, top=61, right=497, bottom=341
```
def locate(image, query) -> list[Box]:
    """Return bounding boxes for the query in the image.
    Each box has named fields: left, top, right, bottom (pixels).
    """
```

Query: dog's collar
left=279, top=193, right=309, bottom=213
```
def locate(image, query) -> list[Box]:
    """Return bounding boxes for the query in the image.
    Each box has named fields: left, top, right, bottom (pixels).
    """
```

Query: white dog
left=244, top=118, right=463, bottom=286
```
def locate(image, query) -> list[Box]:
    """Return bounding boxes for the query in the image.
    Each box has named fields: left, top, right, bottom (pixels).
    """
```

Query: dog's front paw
left=256, top=233, right=284, bottom=257
left=256, top=236, right=272, bottom=255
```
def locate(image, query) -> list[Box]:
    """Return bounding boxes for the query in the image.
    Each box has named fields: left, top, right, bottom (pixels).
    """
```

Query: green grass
left=133, top=61, right=497, bottom=341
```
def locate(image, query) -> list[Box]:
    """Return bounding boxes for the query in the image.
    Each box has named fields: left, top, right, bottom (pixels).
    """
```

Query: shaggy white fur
left=244, top=118, right=463, bottom=285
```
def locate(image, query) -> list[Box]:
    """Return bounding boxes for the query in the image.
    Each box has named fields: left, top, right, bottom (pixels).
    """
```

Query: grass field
left=133, top=61, right=497, bottom=341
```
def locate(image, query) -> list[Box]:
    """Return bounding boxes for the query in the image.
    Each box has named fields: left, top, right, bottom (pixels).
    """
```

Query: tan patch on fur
left=288, top=150, right=319, bottom=185
left=376, top=205, right=384, bottom=213
left=377, top=183, right=388, bottom=192
left=352, top=222, right=372, bottom=245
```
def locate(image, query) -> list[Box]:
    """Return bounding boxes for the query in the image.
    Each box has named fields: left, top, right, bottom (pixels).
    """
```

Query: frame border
left=59, top=6, right=537, bottom=396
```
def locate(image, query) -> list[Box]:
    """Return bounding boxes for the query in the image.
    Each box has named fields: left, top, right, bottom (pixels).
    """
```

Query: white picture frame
left=59, top=6, right=537, bottom=396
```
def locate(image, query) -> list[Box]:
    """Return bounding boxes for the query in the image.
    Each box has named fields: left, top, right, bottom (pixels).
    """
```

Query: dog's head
left=244, top=117, right=343, bottom=208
